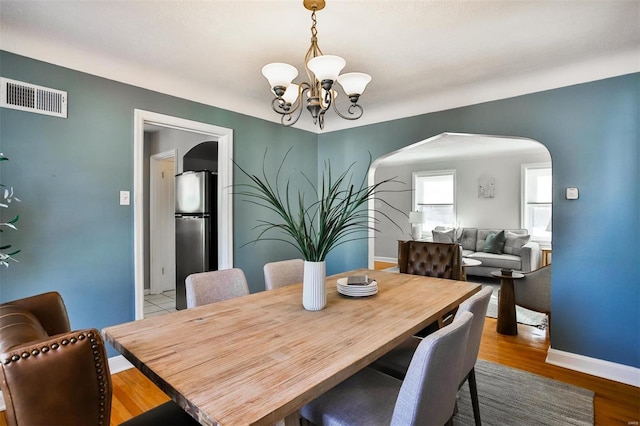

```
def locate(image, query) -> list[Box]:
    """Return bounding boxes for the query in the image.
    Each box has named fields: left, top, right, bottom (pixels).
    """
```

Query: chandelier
left=261, top=0, right=371, bottom=130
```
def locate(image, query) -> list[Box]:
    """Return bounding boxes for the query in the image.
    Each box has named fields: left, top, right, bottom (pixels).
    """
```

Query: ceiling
left=1, top=1, right=638, bottom=133
left=379, top=133, right=548, bottom=165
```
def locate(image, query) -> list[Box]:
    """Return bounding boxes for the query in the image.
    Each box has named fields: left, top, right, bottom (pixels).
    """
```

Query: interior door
left=150, top=156, right=176, bottom=295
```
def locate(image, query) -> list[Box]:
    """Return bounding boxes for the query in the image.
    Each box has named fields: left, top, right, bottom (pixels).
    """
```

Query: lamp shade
left=337, top=72, right=372, bottom=95
left=281, top=84, right=300, bottom=104
left=262, top=63, right=298, bottom=89
left=307, top=55, right=346, bottom=82
left=408, top=211, right=425, bottom=224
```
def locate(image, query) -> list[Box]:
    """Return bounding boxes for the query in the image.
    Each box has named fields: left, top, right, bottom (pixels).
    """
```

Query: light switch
left=565, top=187, right=579, bottom=200
left=120, top=191, right=130, bottom=205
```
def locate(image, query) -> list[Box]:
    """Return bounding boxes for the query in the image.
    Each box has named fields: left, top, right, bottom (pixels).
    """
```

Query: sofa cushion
left=504, top=231, right=531, bottom=256
left=0, top=304, right=49, bottom=353
left=433, top=228, right=455, bottom=243
left=458, top=228, right=478, bottom=251
left=461, top=249, right=475, bottom=257
left=483, top=230, right=506, bottom=254
left=467, top=252, right=522, bottom=270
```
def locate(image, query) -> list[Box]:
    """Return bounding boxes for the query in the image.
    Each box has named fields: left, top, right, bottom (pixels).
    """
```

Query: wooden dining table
left=103, top=268, right=481, bottom=426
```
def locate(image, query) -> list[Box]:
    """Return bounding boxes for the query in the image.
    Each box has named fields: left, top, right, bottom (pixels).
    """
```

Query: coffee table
left=461, top=258, right=482, bottom=281
left=491, top=270, right=524, bottom=335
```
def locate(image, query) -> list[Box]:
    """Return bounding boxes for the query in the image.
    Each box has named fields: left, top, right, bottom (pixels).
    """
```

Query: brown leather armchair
left=0, top=291, right=111, bottom=425
left=0, top=292, right=200, bottom=426
left=397, top=240, right=464, bottom=331
left=398, top=240, right=463, bottom=280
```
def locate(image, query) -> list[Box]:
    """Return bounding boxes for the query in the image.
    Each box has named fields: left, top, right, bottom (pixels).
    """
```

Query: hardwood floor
left=0, top=267, right=637, bottom=425
left=478, top=319, right=639, bottom=425
left=374, top=260, right=397, bottom=270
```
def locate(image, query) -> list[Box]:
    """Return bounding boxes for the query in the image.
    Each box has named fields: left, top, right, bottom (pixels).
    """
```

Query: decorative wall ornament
left=478, top=175, right=496, bottom=198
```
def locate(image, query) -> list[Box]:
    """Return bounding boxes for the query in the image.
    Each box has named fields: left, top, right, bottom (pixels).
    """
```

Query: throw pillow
left=503, top=231, right=531, bottom=256
left=483, top=230, right=506, bottom=254
left=458, top=228, right=478, bottom=251
left=433, top=228, right=455, bottom=243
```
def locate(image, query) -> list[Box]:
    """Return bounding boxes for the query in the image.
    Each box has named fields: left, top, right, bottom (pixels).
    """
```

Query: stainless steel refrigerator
left=175, top=170, right=218, bottom=310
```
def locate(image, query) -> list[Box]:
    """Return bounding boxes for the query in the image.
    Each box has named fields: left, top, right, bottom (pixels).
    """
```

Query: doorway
left=133, top=110, right=234, bottom=320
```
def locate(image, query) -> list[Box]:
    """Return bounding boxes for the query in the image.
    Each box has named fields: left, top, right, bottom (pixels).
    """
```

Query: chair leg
left=468, top=367, right=482, bottom=426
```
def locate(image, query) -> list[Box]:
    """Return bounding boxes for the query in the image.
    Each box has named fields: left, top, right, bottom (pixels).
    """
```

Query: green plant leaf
left=233, top=149, right=405, bottom=261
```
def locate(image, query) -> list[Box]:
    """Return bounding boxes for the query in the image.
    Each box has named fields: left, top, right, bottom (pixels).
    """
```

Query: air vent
left=0, top=77, right=67, bottom=118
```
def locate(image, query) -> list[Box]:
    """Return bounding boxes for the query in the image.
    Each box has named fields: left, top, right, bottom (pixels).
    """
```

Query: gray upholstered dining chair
left=185, top=268, right=250, bottom=308
left=300, top=312, right=474, bottom=426
left=263, top=258, right=304, bottom=290
left=370, top=286, right=493, bottom=426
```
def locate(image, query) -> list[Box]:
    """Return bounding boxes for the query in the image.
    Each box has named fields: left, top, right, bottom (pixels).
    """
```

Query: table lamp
left=408, top=211, right=425, bottom=240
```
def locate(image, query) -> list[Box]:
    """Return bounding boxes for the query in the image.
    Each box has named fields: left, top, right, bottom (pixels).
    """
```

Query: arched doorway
left=367, top=132, right=552, bottom=269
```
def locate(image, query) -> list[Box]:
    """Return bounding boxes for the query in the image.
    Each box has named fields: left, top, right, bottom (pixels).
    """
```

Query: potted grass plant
left=1, top=153, right=20, bottom=267
left=235, top=148, right=401, bottom=310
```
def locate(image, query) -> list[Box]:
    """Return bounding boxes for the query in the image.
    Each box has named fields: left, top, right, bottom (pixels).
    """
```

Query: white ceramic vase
left=303, top=260, right=326, bottom=311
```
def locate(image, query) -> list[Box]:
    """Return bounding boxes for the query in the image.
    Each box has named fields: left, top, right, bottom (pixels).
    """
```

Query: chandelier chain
left=311, top=9, right=318, bottom=39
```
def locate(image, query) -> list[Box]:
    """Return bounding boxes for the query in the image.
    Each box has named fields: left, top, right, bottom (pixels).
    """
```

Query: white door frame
left=134, top=109, right=234, bottom=319
left=149, top=149, right=176, bottom=295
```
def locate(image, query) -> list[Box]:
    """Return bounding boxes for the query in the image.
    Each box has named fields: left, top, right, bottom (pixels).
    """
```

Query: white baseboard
left=546, top=347, right=640, bottom=387
left=0, top=356, right=134, bottom=413
left=374, top=256, right=397, bottom=264
left=109, top=354, right=134, bottom=374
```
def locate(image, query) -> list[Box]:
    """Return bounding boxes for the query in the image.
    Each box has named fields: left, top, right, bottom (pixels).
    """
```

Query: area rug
left=485, top=290, right=548, bottom=330
left=453, top=359, right=594, bottom=425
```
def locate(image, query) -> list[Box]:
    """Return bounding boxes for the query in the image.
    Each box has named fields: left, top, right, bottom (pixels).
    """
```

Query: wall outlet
left=120, top=191, right=130, bottom=205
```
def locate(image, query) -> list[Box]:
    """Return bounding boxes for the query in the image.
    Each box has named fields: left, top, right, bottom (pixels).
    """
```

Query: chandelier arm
left=280, top=106, right=304, bottom=127
left=278, top=83, right=311, bottom=127
left=332, top=102, right=364, bottom=121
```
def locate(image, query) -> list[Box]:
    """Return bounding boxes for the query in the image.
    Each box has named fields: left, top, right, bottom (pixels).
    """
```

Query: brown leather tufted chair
left=1, top=292, right=201, bottom=426
left=0, top=292, right=112, bottom=426
left=398, top=241, right=464, bottom=332
left=398, top=240, right=463, bottom=280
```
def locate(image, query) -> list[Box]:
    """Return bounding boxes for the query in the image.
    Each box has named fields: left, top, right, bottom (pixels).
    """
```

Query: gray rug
left=454, top=360, right=594, bottom=425
left=484, top=287, right=548, bottom=330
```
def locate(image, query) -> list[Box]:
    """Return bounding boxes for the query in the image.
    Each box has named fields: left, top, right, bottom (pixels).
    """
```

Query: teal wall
left=1, top=51, right=638, bottom=369
left=318, top=73, right=640, bottom=368
left=0, top=52, right=317, bottom=356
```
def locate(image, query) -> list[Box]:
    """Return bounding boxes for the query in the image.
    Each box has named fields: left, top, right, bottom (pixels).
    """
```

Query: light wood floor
left=1, top=264, right=637, bottom=425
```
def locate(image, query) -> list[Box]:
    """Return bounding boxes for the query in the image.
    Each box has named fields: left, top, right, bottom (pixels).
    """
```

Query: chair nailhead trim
left=2, top=332, right=90, bottom=365
left=2, top=330, right=108, bottom=424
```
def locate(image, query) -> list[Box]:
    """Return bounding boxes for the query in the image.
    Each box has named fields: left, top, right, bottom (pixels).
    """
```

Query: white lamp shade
left=408, top=211, right=425, bottom=224
left=282, top=84, right=300, bottom=104
left=307, top=55, right=346, bottom=82
left=262, top=63, right=298, bottom=88
left=337, top=72, right=372, bottom=95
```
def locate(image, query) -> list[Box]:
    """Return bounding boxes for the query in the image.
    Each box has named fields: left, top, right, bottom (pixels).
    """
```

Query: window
left=522, top=163, right=552, bottom=242
left=413, top=170, right=456, bottom=236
